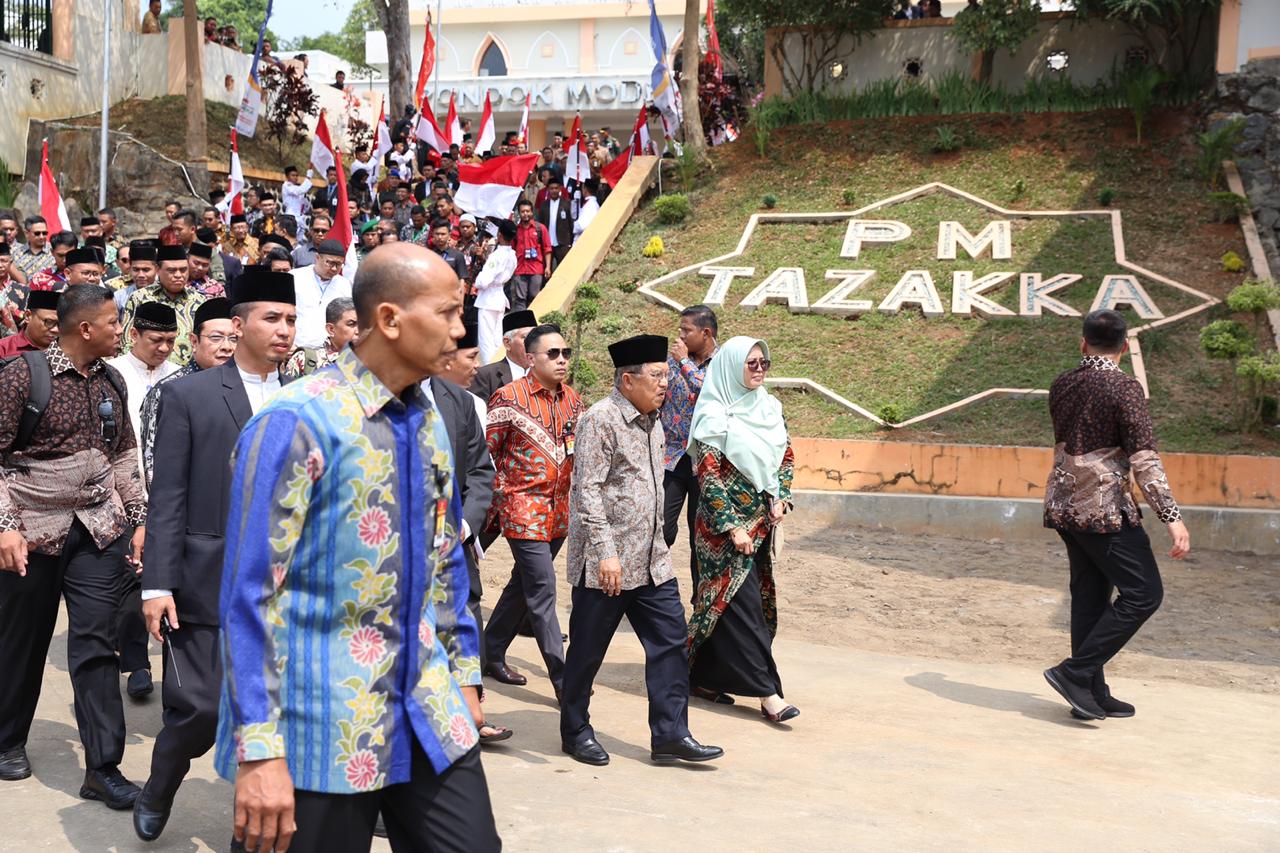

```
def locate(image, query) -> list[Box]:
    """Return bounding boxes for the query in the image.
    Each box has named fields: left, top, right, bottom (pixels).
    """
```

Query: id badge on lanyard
left=431, top=465, right=449, bottom=550
left=562, top=417, right=576, bottom=457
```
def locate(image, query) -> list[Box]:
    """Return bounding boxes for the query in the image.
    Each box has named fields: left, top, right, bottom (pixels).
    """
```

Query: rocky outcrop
left=11, top=120, right=208, bottom=236
left=1217, top=58, right=1280, bottom=273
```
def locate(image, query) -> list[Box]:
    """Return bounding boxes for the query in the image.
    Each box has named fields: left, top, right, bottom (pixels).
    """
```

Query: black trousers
left=662, top=453, right=700, bottom=598
left=1057, top=522, right=1164, bottom=682
left=146, top=622, right=221, bottom=802
left=549, top=244, right=571, bottom=272
left=560, top=579, right=691, bottom=749
left=0, top=520, right=130, bottom=769
left=288, top=744, right=500, bottom=853
left=117, top=571, right=150, bottom=673
left=484, top=538, right=565, bottom=690
left=464, top=549, right=487, bottom=671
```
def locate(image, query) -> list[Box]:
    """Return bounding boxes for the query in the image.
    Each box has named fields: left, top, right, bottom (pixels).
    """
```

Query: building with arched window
left=363, top=0, right=695, bottom=150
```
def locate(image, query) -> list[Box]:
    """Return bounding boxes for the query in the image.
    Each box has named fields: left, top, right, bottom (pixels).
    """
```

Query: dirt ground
left=484, top=515, right=1280, bottom=695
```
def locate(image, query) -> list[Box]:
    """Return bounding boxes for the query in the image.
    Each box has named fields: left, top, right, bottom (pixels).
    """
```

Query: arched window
left=479, top=41, right=507, bottom=77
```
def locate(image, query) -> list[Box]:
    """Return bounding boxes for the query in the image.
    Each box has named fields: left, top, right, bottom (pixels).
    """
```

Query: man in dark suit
left=423, top=321, right=511, bottom=744
left=471, top=309, right=536, bottom=406
left=536, top=176, right=575, bottom=272
left=132, top=267, right=297, bottom=842
left=312, top=166, right=340, bottom=214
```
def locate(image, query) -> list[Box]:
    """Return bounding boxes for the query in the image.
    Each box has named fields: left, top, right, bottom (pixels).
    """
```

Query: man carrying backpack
left=0, top=285, right=147, bottom=810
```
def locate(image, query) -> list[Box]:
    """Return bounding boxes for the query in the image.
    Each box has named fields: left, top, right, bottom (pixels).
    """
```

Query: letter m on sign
left=937, top=221, right=1012, bottom=261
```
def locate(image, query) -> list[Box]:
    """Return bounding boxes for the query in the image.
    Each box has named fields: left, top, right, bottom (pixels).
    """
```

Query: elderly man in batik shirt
left=559, top=334, right=724, bottom=768
left=1042, top=309, right=1190, bottom=722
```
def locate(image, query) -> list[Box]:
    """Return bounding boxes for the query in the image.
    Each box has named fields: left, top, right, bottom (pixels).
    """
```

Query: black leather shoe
left=1044, top=666, right=1106, bottom=720
left=132, top=781, right=173, bottom=841
left=127, top=669, right=154, bottom=700
left=0, top=747, right=31, bottom=781
left=484, top=662, right=528, bottom=686
left=651, top=736, right=724, bottom=764
left=562, top=737, right=609, bottom=766
left=80, top=765, right=142, bottom=810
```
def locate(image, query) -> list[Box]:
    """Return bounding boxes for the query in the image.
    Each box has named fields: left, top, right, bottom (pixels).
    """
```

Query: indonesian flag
left=516, top=92, right=531, bottom=148
left=415, top=101, right=450, bottom=153
left=562, top=114, right=591, bottom=184
left=38, top=140, right=71, bottom=234
left=600, top=149, right=631, bottom=188
left=455, top=153, right=538, bottom=219
left=310, top=109, right=336, bottom=176
left=413, top=17, right=435, bottom=110
left=218, top=129, right=245, bottom=223
left=626, top=105, right=652, bottom=155
left=446, top=92, right=462, bottom=148
left=706, top=0, right=723, bottom=83
left=317, top=112, right=358, bottom=263
left=475, top=91, right=496, bottom=153
left=371, top=102, right=393, bottom=194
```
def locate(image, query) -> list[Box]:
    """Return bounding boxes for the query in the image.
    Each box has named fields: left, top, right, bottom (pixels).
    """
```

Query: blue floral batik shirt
left=214, top=347, right=482, bottom=794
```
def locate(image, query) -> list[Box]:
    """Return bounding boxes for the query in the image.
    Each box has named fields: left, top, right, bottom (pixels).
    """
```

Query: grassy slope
left=66, top=97, right=310, bottom=174
left=576, top=109, right=1278, bottom=456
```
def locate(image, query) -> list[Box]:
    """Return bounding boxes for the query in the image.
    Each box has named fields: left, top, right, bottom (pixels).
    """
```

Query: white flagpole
left=98, top=0, right=111, bottom=210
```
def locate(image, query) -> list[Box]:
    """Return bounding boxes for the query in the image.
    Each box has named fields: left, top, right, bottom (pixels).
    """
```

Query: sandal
left=692, top=686, right=735, bottom=705
left=762, top=704, right=800, bottom=724
left=478, top=722, right=513, bottom=744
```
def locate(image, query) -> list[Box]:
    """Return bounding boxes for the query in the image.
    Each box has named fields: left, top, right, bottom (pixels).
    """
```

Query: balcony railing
left=0, top=0, right=54, bottom=55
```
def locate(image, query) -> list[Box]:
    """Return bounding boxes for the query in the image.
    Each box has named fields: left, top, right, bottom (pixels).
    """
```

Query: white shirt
left=546, top=198, right=562, bottom=247
left=574, top=197, right=600, bottom=237
left=142, top=362, right=280, bottom=602
left=238, top=366, right=282, bottom=414
left=280, top=177, right=313, bottom=218
left=107, top=352, right=180, bottom=447
left=506, top=357, right=527, bottom=382
left=292, top=265, right=352, bottom=349
left=474, top=245, right=516, bottom=311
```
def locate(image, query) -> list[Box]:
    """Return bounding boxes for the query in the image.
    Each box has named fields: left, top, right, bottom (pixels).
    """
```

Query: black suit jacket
left=470, top=358, right=514, bottom=408
left=431, top=378, right=495, bottom=542
left=312, top=184, right=338, bottom=213
left=538, top=198, right=575, bottom=249
left=142, top=360, right=252, bottom=626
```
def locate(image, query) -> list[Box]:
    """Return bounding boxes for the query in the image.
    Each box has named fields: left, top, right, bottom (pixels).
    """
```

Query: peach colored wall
left=51, top=0, right=74, bottom=61
left=791, top=438, right=1279, bottom=509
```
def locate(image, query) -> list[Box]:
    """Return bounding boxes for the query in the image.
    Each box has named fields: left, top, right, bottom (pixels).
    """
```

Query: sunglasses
left=98, top=395, right=117, bottom=443
left=746, top=358, right=772, bottom=372
left=533, top=347, right=572, bottom=361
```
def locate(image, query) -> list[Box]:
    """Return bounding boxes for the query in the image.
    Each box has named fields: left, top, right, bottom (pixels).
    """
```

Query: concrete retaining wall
left=795, top=490, right=1280, bottom=556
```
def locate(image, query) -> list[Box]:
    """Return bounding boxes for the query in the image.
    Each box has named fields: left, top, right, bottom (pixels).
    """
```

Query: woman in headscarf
left=686, top=336, right=798, bottom=723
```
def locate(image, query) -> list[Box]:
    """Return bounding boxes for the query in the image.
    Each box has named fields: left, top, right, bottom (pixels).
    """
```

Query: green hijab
left=688, top=336, right=788, bottom=496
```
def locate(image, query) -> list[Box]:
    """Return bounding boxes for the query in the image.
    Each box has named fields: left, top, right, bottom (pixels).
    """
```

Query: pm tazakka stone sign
left=638, top=183, right=1219, bottom=428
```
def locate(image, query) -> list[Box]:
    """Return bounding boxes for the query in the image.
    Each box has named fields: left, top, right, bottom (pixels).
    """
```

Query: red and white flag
left=626, top=105, right=652, bottom=155
left=600, top=149, right=631, bottom=188
left=218, top=129, right=245, bottom=223
left=371, top=102, right=393, bottom=194
left=310, top=109, right=336, bottom=176
left=562, top=114, right=591, bottom=184
left=313, top=113, right=352, bottom=256
left=455, top=153, right=539, bottom=219
left=415, top=101, right=450, bottom=153
left=38, top=140, right=71, bottom=234
left=475, top=91, right=496, bottom=154
left=516, top=92, right=531, bottom=148
left=446, top=92, right=462, bottom=148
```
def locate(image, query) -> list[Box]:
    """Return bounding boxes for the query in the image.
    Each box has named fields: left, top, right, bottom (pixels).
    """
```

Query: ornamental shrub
left=654, top=194, right=691, bottom=224
left=642, top=236, right=665, bottom=257
left=762, top=194, right=778, bottom=209
left=1220, top=251, right=1246, bottom=273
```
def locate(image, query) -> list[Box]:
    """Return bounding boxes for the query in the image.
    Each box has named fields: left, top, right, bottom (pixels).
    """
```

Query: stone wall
left=1217, top=58, right=1280, bottom=277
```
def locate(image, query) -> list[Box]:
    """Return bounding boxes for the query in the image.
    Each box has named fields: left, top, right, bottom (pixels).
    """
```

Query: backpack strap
left=13, top=351, right=51, bottom=453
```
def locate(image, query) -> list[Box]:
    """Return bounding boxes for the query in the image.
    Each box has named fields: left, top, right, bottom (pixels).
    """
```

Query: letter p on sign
left=841, top=220, right=912, bottom=259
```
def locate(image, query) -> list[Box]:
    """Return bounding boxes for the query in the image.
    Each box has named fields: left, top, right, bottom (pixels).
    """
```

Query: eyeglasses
left=745, top=358, right=772, bottom=372
left=30, top=230, right=48, bottom=237
left=533, top=347, right=572, bottom=361
left=201, top=333, right=240, bottom=344
left=98, top=396, right=117, bottom=443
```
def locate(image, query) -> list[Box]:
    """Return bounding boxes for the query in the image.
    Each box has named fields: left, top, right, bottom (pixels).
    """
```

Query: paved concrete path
left=3, top=611, right=1278, bottom=852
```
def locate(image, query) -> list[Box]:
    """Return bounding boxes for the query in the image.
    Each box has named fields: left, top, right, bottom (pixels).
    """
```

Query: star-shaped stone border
left=637, top=182, right=1219, bottom=429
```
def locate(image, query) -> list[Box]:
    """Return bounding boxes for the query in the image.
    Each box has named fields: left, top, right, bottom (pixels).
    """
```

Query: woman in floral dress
left=686, top=336, right=798, bottom=724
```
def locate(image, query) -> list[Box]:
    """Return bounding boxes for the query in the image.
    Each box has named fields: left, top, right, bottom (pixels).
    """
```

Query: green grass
left=576, top=109, right=1276, bottom=455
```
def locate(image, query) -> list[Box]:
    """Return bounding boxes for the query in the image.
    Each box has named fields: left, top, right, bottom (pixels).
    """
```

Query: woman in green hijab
left=686, top=336, right=798, bottom=724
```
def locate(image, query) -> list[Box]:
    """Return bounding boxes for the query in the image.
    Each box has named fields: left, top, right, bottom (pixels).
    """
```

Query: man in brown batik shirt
left=0, top=286, right=148, bottom=807
left=1042, top=309, right=1191, bottom=722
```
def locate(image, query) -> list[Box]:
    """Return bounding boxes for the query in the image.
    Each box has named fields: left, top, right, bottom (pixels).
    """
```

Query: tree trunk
left=679, top=0, right=708, bottom=163
left=971, top=49, right=995, bottom=86
left=375, top=0, right=413, bottom=121
left=182, top=0, right=207, bottom=161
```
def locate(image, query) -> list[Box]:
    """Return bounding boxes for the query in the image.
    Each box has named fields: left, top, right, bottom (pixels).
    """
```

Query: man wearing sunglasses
left=483, top=323, right=585, bottom=699
left=13, top=215, right=54, bottom=279
left=0, top=285, right=147, bottom=809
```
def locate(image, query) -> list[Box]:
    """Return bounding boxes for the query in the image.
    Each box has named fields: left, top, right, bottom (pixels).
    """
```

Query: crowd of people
left=0, top=121, right=1191, bottom=851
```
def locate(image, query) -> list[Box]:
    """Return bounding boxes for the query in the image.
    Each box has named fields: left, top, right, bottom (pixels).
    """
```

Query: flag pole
left=430, top=0, right=443, bottom=133
left=98, top=0, right=111, bottom=210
